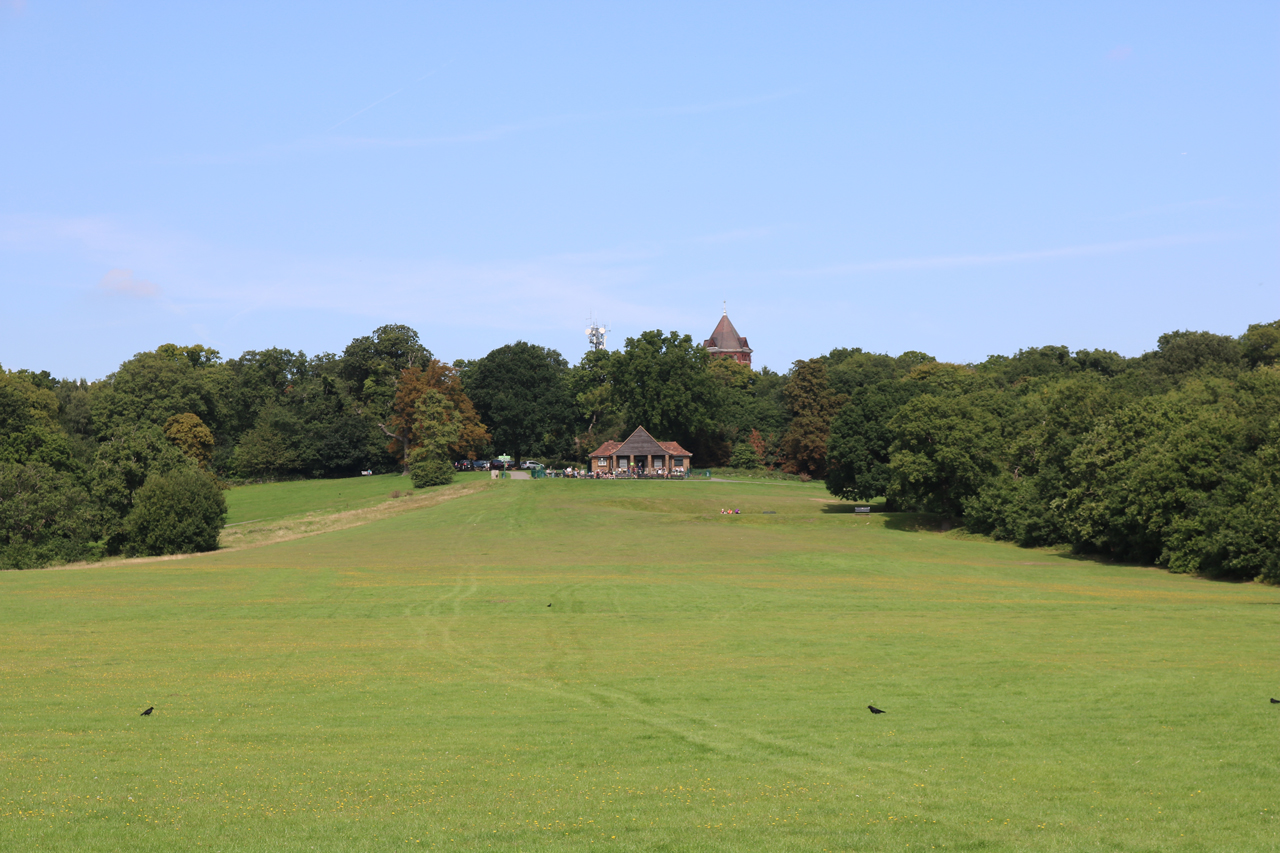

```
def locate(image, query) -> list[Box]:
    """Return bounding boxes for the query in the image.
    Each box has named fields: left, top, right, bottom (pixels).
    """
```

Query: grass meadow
left=1, top=476, right=1277, bottom=851
left=223, top=474, right=412, bottom=526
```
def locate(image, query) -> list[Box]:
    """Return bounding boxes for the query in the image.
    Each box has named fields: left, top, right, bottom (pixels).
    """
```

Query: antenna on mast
left=585, top=315, right=609, bottom=351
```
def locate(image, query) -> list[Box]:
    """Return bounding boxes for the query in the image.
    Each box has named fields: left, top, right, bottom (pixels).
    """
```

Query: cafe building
left=588, top=427, right=692, bottom=477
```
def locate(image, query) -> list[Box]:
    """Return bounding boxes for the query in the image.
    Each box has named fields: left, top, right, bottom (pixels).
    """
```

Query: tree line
left=825, top=323, right=1280, bottom=583
left=1, top=320, right=1276, bottom=579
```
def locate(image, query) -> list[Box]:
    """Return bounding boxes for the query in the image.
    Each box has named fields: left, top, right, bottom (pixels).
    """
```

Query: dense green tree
left=123, top=467, right=226, bottom=556
left=729, top=439, right=762, bottom=469
left=779, top=358, right=847, bottom=476
left=164, top=413, right=215, bottom=469
left=1136, top=329, right=1243, bottom=383
left=223, top=348, right=387, bottom=479
left=0, top=462, right=101, bottom=569
left=707, top=358, right=790, bottom=445
left=825, top=380, right=923, bottom=503
left=90, top=344, right=228, bottom=436
left=887, top=393, right=1001, bottom=515
left=609, top=330, right=718, bottom=452
left=339, top=325, right=431, bottom=417
left=828, top=351, right=902, bottom=395
left=961, top=374, right=1128, bottom=545
left=223, top=348, right=312, bottom=436
left=231, top=404, right=309, bottom=479
left=464, top=341, right=572, bottom=465
left=1057, top=382, right=1237, bottom=565
left=52, top=378, right=97, bottom=465
left=976, top=345, right=1078, bottom=386
left=1073, top=348, right=1129, bottom=377
left=0, top=369, right=60, bottom=436
left=0, top=423, right=77, bottom=473
left=567, top=348, right=626, bottom=456
left=409, top=457, right=455, bottom=488
left=90, top=424, right=193, bottom=552
left=1057, top=369, right=1280, bottom=576
left=902, top=361, right=989, bottom=396
left=1240, top=320, right=1280, bottom=368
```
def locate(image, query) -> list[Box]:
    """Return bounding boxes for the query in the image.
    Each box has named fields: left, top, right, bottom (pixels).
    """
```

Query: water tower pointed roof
left=703, top=312, right=752, bottom=364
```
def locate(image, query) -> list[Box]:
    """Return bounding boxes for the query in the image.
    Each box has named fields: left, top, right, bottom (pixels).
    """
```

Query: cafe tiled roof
left=588, top=440, right=623, bottom=456
left=588, top=427, right=691, bottom=458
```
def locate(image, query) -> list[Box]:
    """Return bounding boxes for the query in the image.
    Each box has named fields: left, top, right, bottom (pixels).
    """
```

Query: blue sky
left=2, top=1, right=1276, bottom=380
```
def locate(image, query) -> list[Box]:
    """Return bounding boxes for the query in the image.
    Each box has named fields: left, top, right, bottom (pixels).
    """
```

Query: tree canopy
left=463, top=341, right=572, bottom=465
left=3, top=318, right=1278, bottom=580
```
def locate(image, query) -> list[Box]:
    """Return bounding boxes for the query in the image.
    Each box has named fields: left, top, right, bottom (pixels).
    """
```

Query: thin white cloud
left=784, top=233, right=1235, bottom=277
left=1106, top=198, right=1229, bottom=222
left=98, top=268, right=159, bottom=298
left=690, top=225, right=782, bottom=245
left=0, top=214, right=199, bottom=268
left=0, top=213, right=669, bottom=332
left=163, top=89, right=803, bottom=165
left=324, top=63, right=453, bottom=133
left=332, top=88, right=804, bottom=147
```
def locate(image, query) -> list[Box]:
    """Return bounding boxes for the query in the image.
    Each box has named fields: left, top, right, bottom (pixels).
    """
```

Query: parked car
left=519, top=460, right=543, bottom=470
left=453, top=459, right=474, bottom=472
left=472, top=459, right=490, bottom=471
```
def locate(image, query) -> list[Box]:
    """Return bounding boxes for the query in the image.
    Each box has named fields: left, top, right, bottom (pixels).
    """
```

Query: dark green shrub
left=0, top=462, right=104, bottom=569
left=123, top=467, right=226, bottom=556
left=410, top=458, right=454, bottom=488
left=729, top=441, right=762, bottom=469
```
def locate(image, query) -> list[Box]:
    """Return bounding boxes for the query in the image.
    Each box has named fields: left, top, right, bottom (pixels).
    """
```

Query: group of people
left=720, top=508, right=742, bottom=515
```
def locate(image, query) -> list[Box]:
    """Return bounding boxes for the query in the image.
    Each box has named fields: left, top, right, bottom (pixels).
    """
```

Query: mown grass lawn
left=2, top=477, right=1277, bottom=851
left=223, top=473, right=410, bottom=526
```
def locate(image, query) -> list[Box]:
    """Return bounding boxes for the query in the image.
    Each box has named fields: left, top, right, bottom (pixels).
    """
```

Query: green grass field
left=2, top=477, right=1277, bottom=851
left=223, top=473, right=412, bottom=526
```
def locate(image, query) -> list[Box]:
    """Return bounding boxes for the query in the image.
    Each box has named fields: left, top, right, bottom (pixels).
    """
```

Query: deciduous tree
left=887, top=394, right=999, bottom=516
left=384, top=361, right=489, bottom=472
left=164, top=413, right=215, bottom=469
left=123, top=467, right=226, bottom=556
left=464, top=342, right=572, bottom=465
left=779, top=358, right=847, bottom=477
left=611, top=330, right=717, bottom=451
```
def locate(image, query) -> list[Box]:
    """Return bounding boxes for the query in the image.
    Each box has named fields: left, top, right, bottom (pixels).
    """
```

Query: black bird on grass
left=140, top=707, right=154, bottom=716
left=1271, top=698, right=1279, bottom=704
left=868, top=705, right=885, bottom=715
left=547, top=603, right=552, bottom=607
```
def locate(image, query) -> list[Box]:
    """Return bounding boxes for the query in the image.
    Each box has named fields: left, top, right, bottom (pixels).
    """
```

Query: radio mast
left=585, top=316, right=609, bottom=351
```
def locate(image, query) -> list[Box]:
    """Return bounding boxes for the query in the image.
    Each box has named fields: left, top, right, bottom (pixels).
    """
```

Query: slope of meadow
left=1, top=477, right=1276, bottom=852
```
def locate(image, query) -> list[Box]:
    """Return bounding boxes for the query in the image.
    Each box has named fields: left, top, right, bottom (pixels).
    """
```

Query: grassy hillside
left=2, top=477, right=1277, bottom=851
left=224, top=473, right=420, bottom=525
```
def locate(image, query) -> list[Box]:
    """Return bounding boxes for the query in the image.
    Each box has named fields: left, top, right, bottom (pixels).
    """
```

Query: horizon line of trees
left=2, top=320, right=1276, bottom=581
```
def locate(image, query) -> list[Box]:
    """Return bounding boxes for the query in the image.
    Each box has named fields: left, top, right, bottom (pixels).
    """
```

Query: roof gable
left=705, top=313, right=750, bottom=352
left=614, top=426, right=668, bottom=457
left=590, top=428, right=692, bottom=459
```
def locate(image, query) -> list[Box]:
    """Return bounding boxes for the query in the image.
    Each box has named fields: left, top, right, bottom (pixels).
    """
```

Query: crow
left=547, top=603, right=552, bottom=607
left=140, top=707, right=154, bottom=716
left=1271, top=698, right=1279, bottom=704
left=868, top=705, right=885, bottom=715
